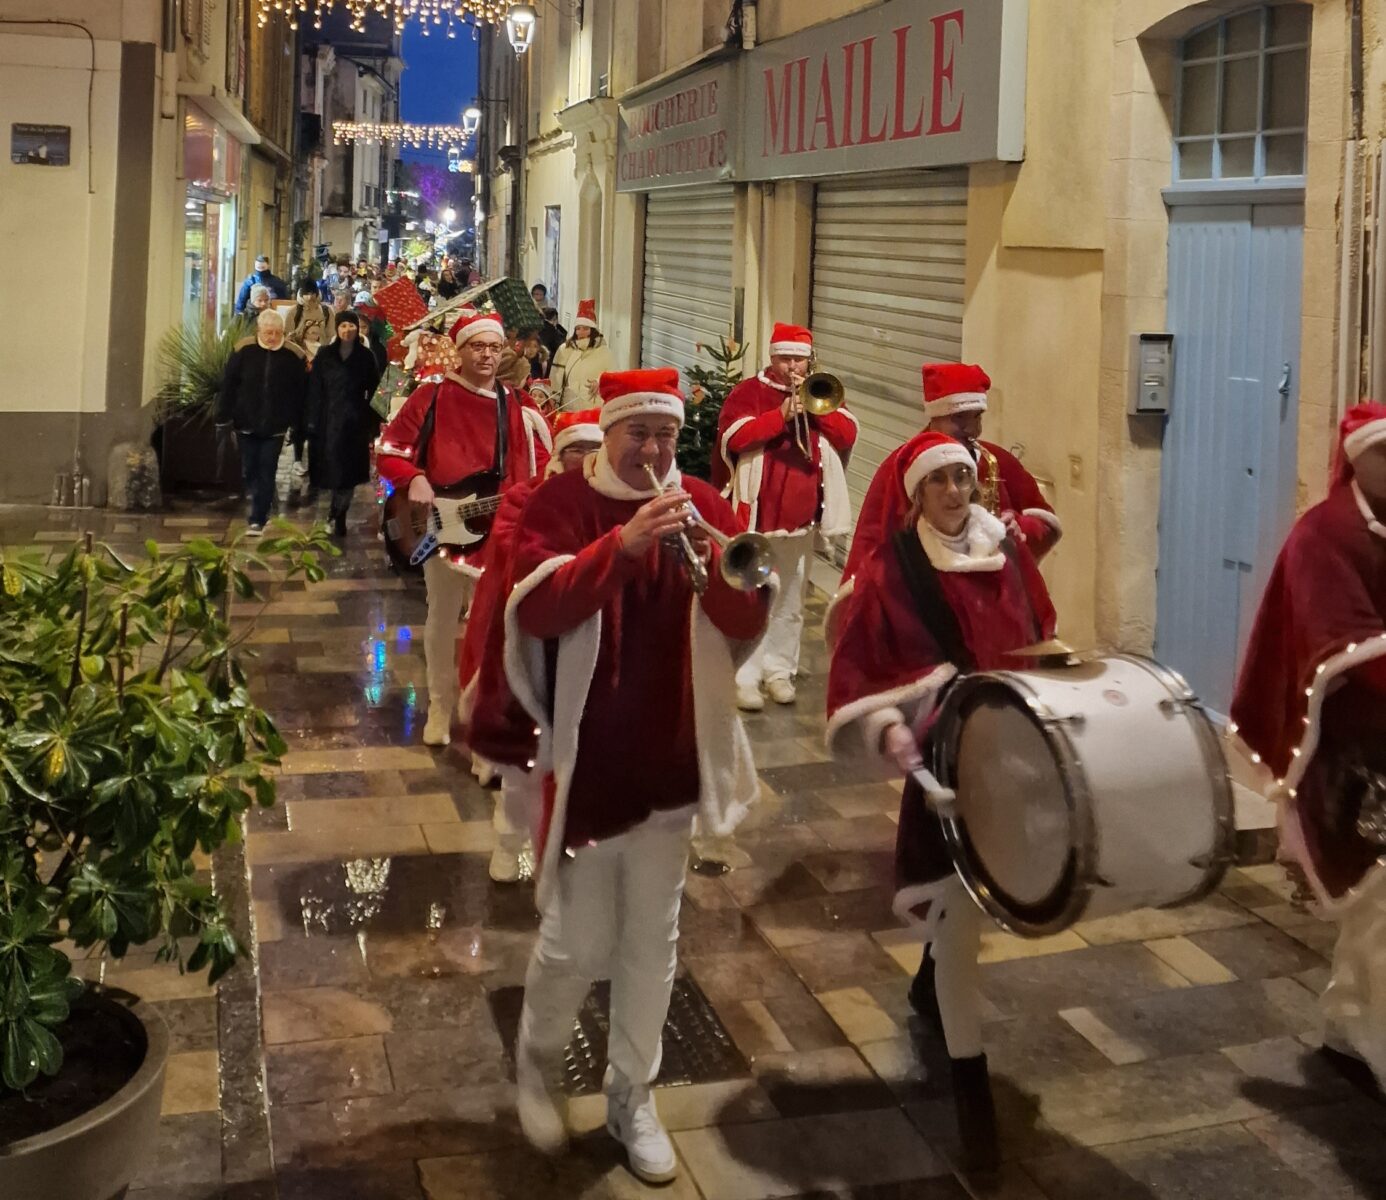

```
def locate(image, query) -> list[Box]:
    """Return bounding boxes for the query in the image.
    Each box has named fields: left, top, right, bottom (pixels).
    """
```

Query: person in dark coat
left=216, top=310, right=309, bottom=534
left=234, top=254, right=288, bottom=314
left=538, top=307, right=566, bottom=365
left=306, top=310, right=383, bottom=537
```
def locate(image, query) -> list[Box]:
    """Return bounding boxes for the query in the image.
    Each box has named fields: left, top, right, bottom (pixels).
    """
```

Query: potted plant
left=0, top=524, right=332, bottom=1199
left=152, top=323, right=248, bottom=492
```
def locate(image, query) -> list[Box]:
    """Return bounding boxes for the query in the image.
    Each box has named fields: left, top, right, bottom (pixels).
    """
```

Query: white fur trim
left=917, top=507, right=1008, bottom=573
left=755, top=370, right=792, bottom=393
left=1022, top=507, right=1063, bottom=536
left=586, top=445, right=680, bottom=500
left=922, top=391, right=988, bottom=419
left=454, top=315, right=504, bottom=345
left=768, top=341, right=812, bottom=357
left=1353, top=481, right=1386, bottom=540
left=893, top=875, right=968, bottom=937
left=825, top=663, right=958, bottom=758
left=823, top=576, right=855, bottom=651
left=861, top=706, right=908, bottom=761
left=522, top=404, right=554, bottom=452
left=553, top=423, right=602, bottom=454
left=902, top=442, right=976, bottom=499
left=1344, top=418, right=1386, bottom=461
left=598, top=393, right=685, bottom=430
left=573, top=315, right=597, bottom=330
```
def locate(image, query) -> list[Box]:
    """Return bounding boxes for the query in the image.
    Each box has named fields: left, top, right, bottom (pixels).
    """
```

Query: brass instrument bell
left=792, top=361, right=845, bottom=456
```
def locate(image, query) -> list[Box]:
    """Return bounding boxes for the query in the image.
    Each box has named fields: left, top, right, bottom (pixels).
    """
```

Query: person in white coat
left=549, top=299, right=616, bottom=410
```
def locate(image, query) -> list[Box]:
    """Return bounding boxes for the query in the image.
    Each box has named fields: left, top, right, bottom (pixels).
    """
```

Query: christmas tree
left=679, top=335, right=747, bottom=481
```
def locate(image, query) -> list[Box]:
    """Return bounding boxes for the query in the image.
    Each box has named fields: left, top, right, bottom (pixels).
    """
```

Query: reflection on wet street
left=6, top=500, right=1384, bottom=1200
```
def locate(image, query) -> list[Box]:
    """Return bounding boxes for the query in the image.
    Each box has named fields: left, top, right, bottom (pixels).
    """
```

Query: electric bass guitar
left=381, top=469, right=504, bottom=572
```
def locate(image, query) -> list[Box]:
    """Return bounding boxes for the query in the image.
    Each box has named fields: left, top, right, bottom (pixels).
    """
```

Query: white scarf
left=587, top=445, right=681, bottom=501
left=916, top=505, right=1008, bottom=573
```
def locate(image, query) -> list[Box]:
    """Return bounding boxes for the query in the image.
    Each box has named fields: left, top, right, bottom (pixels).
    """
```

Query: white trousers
left=519, top=820, right=692, bottom=1091
left=736, top=530, right=811, bottom=688
left=931, top=885, right=985, bottom=1060
left=422, top=555, right=475, bottom=719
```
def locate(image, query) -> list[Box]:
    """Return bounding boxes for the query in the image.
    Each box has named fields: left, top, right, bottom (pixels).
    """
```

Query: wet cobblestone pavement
left=5, top=496, right=1385, bottom=1200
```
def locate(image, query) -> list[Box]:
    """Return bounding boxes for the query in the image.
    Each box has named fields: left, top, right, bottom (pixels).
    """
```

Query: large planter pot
left=157, top=408, right=242, bottom=492
left=0, top=988, right=171, bottom=1200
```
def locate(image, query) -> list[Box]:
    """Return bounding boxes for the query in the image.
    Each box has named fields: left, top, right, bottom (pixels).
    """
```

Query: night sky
left=397, top=21, right=480, bottom=172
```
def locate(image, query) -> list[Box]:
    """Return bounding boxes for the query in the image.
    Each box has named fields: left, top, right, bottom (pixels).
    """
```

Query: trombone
left=642, top=466, right=776, bottom=592
left=791, top=357, right=846, bottom=457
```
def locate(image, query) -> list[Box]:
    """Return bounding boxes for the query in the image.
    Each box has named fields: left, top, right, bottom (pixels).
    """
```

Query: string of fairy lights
left=255, top=0, right=510, bottom=33
left=333, top=120, right=474, bottom=151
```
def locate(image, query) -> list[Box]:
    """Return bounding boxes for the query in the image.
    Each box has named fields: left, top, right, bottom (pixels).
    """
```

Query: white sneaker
left=607, top=1086, right=678, bottom=1184
left=515, top=1039, right=568, bottom=1155
left=245, top=523, right=265, bottom=538
left=766, top=677, right=797, bottom=705
left=736, top=684, right=764, bottom=712
left=292, top=460, right=308, bottom=478
left=422, top=709, right=451, bottom=746
left=489, top=844, right=521, bottom=883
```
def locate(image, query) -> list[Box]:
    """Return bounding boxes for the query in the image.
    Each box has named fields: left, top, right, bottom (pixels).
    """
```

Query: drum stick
left=910, top=768, right=958, bottom=817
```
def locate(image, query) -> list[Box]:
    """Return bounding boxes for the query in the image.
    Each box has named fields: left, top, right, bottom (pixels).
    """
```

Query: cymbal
left=1008, top=639, right=1077, bottom=659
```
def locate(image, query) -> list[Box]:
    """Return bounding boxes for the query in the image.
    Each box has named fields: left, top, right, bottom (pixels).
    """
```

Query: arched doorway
left=1155, top=3, right=1310, bottom=716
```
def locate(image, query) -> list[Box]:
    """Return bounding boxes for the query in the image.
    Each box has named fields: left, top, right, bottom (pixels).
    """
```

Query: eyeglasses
left=466, top=342, right=504, bottom=356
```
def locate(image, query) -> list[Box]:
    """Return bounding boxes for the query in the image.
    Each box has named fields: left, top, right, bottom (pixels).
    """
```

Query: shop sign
left=10, top=124, right=70, bottom=167
left=617, top=61, right=737, bottom=193
left=741, top=0, right=1027, bottom=181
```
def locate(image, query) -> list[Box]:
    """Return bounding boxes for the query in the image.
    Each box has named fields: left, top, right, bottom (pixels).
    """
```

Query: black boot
left=908, top=947, right=943, bottom=1034
left=333, top=512, right=347, bottom=538
left=950, top=1053, right=999, bottom=1176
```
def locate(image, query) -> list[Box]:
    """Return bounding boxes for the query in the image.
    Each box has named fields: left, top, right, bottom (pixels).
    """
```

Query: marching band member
left=826, top=430, right=1056, bottom=1171
left=714, top=322, right=857, bottom=710
left=503, top=369, right=769, bottom=1182
left=1231, top=401, right=1386, bottom=1086
left=457, top=409, right=604, bottom=883
left=378, top=310, right=552, bottom=747
left=838, top=364, right=1061, bottom=615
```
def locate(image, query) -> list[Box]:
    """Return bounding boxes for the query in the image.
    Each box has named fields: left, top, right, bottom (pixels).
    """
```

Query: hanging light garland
left=333, top=120, right=471, bottom=150
left=256, top=1, right=512, bottom=35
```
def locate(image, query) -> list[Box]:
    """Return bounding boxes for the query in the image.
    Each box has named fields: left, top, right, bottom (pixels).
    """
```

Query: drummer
left=826, top=430, right=1056, bottom=1172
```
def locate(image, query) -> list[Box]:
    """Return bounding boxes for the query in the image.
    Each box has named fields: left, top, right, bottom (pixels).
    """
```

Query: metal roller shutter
left=640, top=185, right=736, bottom=386
left=810, top=170, right=968, bottom=543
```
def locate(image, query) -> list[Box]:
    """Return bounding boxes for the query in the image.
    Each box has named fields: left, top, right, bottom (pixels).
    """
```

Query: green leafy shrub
left=0, top=524, right=333, bottom=1092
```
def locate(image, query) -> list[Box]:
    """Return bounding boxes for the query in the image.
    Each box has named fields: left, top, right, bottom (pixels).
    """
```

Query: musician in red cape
left=713, top=321, right=858, bottom=710
left=832, top=363, right=1060, bottom=642
left=826, top=429, right=1056, bottom=1171
left=1230, top=401, right=1386, bottom=1085
left=378, top=309, right=552, bottom=746
left=502, top=368, right=770, bottom=1182
left=456, top=409, right=603, bottom=883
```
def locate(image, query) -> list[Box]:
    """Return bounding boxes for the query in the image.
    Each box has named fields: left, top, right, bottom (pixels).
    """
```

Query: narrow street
left=5, top=501, right=1381, bottom=1200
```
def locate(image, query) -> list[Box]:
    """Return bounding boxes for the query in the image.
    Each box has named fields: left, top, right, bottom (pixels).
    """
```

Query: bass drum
left=931, top=654, right=1235, bottom=938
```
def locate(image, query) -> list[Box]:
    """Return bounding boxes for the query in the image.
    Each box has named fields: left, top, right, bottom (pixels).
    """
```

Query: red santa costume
left=378, top=310, right=552, bottom=744
left=826, top=431, right=1055, bottom=1168
left=713, top=322, right=858, bottom=703
left=832, top=363, right=1060, bottom=644
left=456, top=410, right=604, bottom=882
left=1230, top=402, right=1386, bottom=1082
left=503, top=369, right=769, bottom=1176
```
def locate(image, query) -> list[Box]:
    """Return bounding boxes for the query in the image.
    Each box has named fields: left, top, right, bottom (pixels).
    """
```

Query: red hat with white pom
left=450, top=309, right=503, bottom=346
left=1332, top=400, right=1386, bottom=486
left=769, top=322, right=812, bottom=358
left=923, top=362, right=991, bottom=419
left=597, top=368, right=685, bottom=430
left=552, top=407, right=603, bottom=453
left=900, top=431, right=976, bottom=499
left=573, top=298, right=599, bottom=331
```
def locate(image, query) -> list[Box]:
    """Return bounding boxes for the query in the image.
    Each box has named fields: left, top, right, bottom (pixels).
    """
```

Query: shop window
left=1174, top=5, right=1309, bottom=183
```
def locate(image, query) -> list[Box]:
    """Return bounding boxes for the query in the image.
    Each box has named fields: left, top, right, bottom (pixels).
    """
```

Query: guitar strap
left=411, top=381, right=509, bottom=489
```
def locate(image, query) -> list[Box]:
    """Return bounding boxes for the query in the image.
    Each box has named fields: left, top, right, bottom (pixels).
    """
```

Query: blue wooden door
left=1156, top=203, right=1302, bottom=716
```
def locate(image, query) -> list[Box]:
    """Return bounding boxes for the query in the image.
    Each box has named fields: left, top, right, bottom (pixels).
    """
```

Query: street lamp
left=461, top=104, right=482, bottom=138
left=505, top=4, right=537, bottom=53
left=445, top=207, right=456, bottom=226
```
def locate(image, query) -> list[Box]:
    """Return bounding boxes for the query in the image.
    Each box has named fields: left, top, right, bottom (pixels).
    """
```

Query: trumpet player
left=834, top=364, right=1061, bottom=638
left=714, top=322, right=858, bottom=710
left=503, top=368, right=770, bottom=1183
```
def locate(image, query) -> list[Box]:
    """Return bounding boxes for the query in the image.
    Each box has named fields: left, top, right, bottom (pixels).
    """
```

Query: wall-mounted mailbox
left=1129, top=333, right=1174, bottom=415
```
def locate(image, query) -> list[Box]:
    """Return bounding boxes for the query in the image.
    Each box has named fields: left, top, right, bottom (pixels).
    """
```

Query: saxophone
left=971, top=439, right=1002, bottom=516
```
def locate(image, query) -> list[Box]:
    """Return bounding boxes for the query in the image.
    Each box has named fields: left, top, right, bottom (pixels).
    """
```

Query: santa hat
left=1339, top=401, right=1386, bottom=474
left=552, top=408, right=603, bottom=454
left=597, top=368, right=685, bottom=430
left=450, top=309, right=503, bottom=346
left=769, top=322, right=813, bottom=358
left=923, top=363, right=991, bottom=419
left=900, top=431, right=976, bottom=499
left=573, top=299, right=599, bottom=331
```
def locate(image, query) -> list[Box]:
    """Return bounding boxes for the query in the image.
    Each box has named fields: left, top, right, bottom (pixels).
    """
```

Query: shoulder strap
left=999, top=538, right=1044, bottom=642
left=493, top=384, right=510, bottom=479
left=414, top=384, right=442, bottom=474
left=891, top=529, right=976, bottom=672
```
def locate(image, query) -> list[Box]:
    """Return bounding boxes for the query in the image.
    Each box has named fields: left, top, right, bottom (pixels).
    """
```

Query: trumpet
left=791, top=359, right=846, bottom=457
left=642, top=465, right=776, bottom=592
